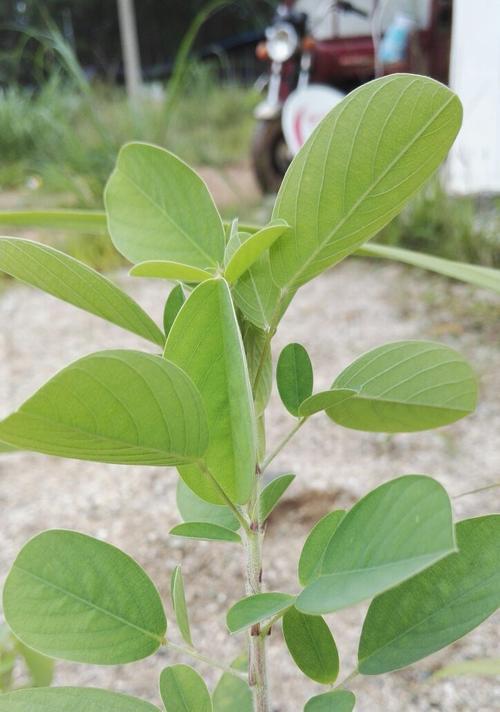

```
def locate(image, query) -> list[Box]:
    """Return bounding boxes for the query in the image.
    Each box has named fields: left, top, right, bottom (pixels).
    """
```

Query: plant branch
left=259, top=609, right=288, bottom=638
left=262, top=417, right=308, bottom=471
left=336, top=668, right=359, bottom=689
left=245, top=527, right=269, bottom=711
left=197, top=461, right=251, bottom=535
left=453, top=481, right=500, bottom=499
left=166, top=640, right=247, bottom=680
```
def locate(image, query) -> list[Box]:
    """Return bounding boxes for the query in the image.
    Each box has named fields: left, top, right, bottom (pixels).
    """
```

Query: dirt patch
left=1, top=259, right=499, bottom=711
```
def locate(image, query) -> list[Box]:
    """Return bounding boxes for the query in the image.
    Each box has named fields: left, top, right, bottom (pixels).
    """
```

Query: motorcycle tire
left=251, top=119, right=291, bottom=194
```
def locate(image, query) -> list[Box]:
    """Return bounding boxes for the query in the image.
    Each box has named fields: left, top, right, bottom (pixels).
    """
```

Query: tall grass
left=380, top=179, right=500, bottom=268
left=0, top=68, right=259, bottom=206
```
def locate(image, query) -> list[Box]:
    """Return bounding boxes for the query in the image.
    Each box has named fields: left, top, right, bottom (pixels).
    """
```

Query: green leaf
left=130, top=261, right=213, bottom=283
left=271, top=74, right=462, bottom=290
left=176, top=479, right=240, bottom=531
left=282, top=607, right=339, bottom=684
left=433, top=658, right=500, bottom=680
left=325, top=340, right=477, bottom=432
left=160, top=665, right=212, bottom=712
left=298, top=510, right=346, bottom=586
left=3, top=530, right=167, bottom=664
left=231, top=233, right=285, bottom=331
left=164, top=279, right=256, bottom=505
left=169, top=523, right=241, bottom=543
left=360, top=243, right=500, bottom=296
left=277, top=343, right=313, bottom=416
left=212, top=656, right=252, bottom=712
left=226, top=593, right=295, bottom=634
left=304, top=690, right=356, bottom=712
left=298, top=390, right=356, bottom=418
left=0, top=237, right=163, bottom=346
left=15, top=640, right=54, bottom=687
left=296, top=475, right=455, bottom=615
left=170, top=566, right=193, bottom=647
left=163, top=284, right=185, bottom=336
left=242, top=321, right=272, bottom=417
left=358, top=515, right=500, bottom=674
left=105, top=142, right=225, bottom=269
left=224, top=220, right=290, bottom=283
left=258, top=474, right=295, bottom=521
left=0, top=687, right=160, bottom=711
left=0, top=350, right=208, bottom=466
left=0, top=441, right=18, bottom=454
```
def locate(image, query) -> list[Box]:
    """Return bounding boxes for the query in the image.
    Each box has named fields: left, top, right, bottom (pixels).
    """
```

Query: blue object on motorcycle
left=378, top=13, right=414, bottom=64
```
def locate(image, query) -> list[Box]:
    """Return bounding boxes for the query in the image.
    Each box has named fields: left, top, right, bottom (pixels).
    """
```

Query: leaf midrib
left=13, top=565, right=164, bottom=645
left=359, top=570, right=500, bottom=668
left=119, top=171, right=220, bottom=268
left=329, top=390, right=473, bottom=414
left=281, top=91, right=455, bottom=288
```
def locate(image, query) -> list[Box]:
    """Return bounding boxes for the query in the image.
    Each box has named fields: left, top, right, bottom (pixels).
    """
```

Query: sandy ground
left=0, top=257, right=499, bottom=711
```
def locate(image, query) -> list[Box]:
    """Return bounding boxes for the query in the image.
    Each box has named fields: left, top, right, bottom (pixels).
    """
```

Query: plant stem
left=262, top=417, right=308, bottom=471
left=245, top=526, right=269, bottom=712
left=166, top=640, right=247, bottom=680
left=453, top=481, right=500, bottom=499
left=336, top=668, right=359, bottom=689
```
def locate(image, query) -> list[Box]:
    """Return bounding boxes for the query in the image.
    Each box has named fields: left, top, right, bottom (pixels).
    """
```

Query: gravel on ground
left=0, top=257, right=499, bottom=711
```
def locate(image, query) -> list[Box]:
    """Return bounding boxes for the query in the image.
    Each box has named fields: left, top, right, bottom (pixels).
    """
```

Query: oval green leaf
left=271, top=74, right=462, bottom=290
left=105, top=142, right=224, bottom=269
left=170, top=566, right=193, bottom=647
left=169, top=523, right=241, bottom=543
left=3, top=530, right=167, bottom=664
left=0, top=350, right=208, bottom=466
left=258, top=473, right=295, bottom=522
left=212, top=656, right=252, bottom=712
left=164, top=279, right=256, bottom=505
left=277, top=343, right=313, bottom=416
left=15, top=639, right=54, bottom=687
left=226, top=593, right=295, bottom=634
left=298, top=510, right=346, bottom=586
left=160, top=665, right=212, bottom=712
left=304, top=690, right=356, bottom=712
left=176, top=479, right=240, bottom=531
left=326, top=340, right=477, bottom=432
left=130, top=260, right=213, bottom=283
left=242, top=321, right=272, bottom=417
left=0, top=687, right=160, bottom=712
left=296, top=475, right=455, bottom=615
left=163, top=284, right=185, bottom=336
left=282, top=607, right=339, bottom=684
left=358, top=515, right=500, bottom=675
left=224, top=220, right=290, bottom=283
left=0, top=236, right=163, bottom=346
left=230, top=231, right=285, bottom=331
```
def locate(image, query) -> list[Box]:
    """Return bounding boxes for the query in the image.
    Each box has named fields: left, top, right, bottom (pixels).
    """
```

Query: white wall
left=447, top=0, right=500, bottom=194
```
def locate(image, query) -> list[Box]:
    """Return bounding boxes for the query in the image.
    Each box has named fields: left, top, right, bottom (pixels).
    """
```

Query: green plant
left=0, top=622, right=53, bottom=693
left=0, top=74, right=499, bottom=711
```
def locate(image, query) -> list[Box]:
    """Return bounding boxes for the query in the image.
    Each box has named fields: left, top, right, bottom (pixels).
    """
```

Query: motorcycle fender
left=254, top=100, right=283, bottom=121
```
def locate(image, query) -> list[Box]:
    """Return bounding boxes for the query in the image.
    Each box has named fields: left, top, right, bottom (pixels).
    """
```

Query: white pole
left=447, top=0, right=500, bottom=194
left=117, top=0, right=142, bottom=103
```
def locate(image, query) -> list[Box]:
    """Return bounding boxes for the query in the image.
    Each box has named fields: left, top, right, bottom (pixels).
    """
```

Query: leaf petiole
left=165, top=640, right=248, bottom=680
left=262, top=417, right=309, bottom=471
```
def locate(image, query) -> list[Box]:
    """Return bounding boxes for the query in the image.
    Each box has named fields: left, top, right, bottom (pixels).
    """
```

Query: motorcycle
left=251, top=0, right=452, bottom=193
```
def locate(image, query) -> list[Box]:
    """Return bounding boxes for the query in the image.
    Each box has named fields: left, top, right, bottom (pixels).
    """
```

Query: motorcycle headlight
left=266, top=22, right=298, bottom=63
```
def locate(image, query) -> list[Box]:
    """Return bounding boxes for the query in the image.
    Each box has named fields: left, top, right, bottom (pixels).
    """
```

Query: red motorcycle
left=252, top=0, right=452, bottom=193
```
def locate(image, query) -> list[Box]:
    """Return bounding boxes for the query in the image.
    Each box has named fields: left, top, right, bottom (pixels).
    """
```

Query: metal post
left=117, top=0, right=142, bottom=103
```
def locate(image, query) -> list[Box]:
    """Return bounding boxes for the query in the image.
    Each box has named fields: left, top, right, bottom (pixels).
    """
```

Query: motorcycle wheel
left=251, top=119, right=291, bottom=194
